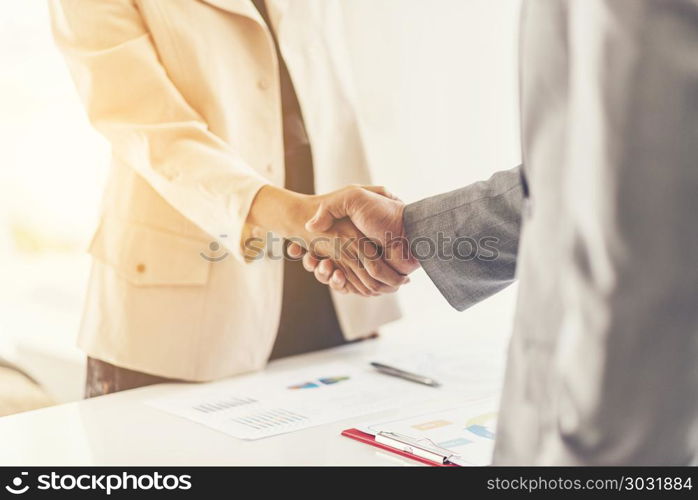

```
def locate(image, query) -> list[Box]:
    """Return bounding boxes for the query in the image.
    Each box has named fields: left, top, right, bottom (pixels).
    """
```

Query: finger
left=313, top=267, right=329, bottom=285
left=342, top=282, right=361, bottom=295
left=354, top=240, right=409, bottom=287
left=340, top=277, right=362, bottom=296
left=362, top=185, right=401, bottom=201
left=361, top=256, right=409, bottom=288
left=340, top=238, right=399, bottom=293
left=335, top=260, right=372, bottom=297
left=328, top=269, right=347, bottom=291
left=345, top=269, right=374, bottom=296
left=287, top=241, right=305, bottom=259
left=313, top=259, right=335, bottom=285
left=302, top=252, right=320, bottom=272
left=336, top=241, right=383, bottom=294
left=328, top=266, right=359, bottom=295
left=353, top=264, right=398, bottom=294
left=342, top=254, right=396, bottom=295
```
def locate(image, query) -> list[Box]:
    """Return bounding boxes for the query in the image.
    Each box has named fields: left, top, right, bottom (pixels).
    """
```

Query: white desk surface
left=0, top=311, right=511, bottom=466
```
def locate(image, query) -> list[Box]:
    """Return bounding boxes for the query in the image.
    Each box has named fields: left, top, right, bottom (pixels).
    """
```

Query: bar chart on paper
left=147, top=362, right=439, bottom=440
left=362, top=397, right=499, bottom=465
left=287, top=375, right=350, bottom=390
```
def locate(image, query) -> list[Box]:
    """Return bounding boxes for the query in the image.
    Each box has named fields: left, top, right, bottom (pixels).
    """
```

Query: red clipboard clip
left=341, top=428, right=462, bottom=467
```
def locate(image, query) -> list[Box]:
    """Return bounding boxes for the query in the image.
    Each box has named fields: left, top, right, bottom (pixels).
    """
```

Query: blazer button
left=161, top=167, right=180, bottom=181
left=265, top=163, right=273, bottom=173
left=257, top=78, right=270, bottom=90
left=136, top=263, right=146, bottom=274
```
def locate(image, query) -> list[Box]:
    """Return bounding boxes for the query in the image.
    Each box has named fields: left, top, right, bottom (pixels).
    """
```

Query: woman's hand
left=285, top=243, right=354, bottom=293
left=245, top=185, right=408, bottom=296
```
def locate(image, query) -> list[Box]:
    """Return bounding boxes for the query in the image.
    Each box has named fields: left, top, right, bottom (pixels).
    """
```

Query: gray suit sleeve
left=403, top=167, right=524, bottom=311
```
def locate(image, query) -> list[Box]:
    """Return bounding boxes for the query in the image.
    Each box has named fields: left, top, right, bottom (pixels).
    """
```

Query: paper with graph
left=361, top=397, right=499, bottom=466
left=147, top=362, right=438, bottom=440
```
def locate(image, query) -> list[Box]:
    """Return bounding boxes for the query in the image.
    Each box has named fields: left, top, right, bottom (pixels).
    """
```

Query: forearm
left=246, top=185, right=316, bottom=241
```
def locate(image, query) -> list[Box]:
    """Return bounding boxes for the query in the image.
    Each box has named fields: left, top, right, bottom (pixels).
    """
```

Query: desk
left=0, top=310, right=511, bottom=466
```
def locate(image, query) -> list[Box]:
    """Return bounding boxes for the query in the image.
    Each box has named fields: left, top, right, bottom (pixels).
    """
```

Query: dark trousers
left=85, top=357, right=176, bottom=398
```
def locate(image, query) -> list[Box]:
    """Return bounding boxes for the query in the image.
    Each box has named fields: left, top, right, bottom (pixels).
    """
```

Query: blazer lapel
left=264, top=0, right=289, bottom=38
left=198, top=0, right=265, bottom=25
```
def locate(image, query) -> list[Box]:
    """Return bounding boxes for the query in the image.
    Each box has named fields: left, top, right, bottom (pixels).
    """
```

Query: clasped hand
left=287, top=185, right=419, bottom=295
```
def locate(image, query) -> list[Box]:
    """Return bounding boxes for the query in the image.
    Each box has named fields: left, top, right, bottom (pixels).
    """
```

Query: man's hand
left=288, top=185, right=420, bottom=294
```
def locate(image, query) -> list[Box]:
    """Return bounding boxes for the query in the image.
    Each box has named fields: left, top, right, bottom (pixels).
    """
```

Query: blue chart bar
left=466, top=424, right=495, bottom=440
left=288, top=375, right=350, bottom=390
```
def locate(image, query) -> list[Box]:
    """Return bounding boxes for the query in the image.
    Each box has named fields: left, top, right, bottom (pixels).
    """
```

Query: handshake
left=246, top=184, right=420, bottom=296
left=288, top=185, right=421, bottom=296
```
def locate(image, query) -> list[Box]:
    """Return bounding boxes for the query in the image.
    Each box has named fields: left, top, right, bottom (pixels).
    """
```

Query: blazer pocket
left=88, top=221, right=211, bottom=286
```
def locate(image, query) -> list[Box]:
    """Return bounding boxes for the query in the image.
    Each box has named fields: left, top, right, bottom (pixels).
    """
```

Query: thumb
left=306, top=189, right=357, bottom=232
left=362, top=185, right=401, bottom=201
left=305, top=202, right=341, bottom=232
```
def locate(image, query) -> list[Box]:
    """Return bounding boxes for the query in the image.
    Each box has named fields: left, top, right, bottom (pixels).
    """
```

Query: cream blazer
left=50, top=0, right=400, bottom=381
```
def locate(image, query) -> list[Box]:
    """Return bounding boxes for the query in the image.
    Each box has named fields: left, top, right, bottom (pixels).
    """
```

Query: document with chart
left=147, top=362, right=440, bottom=440
left=359, top=397, right=499, bottom=466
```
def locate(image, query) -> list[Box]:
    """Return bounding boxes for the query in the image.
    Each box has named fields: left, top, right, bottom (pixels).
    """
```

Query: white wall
left=342, top=0, right=522, bottom=329
left=0, top=2, right=105, bottom=402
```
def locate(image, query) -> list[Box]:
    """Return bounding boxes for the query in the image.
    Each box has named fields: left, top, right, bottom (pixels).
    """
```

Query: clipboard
left=341, top=428, right=463, bottom=467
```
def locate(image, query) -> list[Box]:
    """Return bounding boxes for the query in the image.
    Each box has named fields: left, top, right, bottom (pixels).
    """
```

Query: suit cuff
left=404, top=199, right=471, bottom=311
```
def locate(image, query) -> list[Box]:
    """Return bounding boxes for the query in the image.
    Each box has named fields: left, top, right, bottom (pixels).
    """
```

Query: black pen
left=370, top=362, right=441, bottom=388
